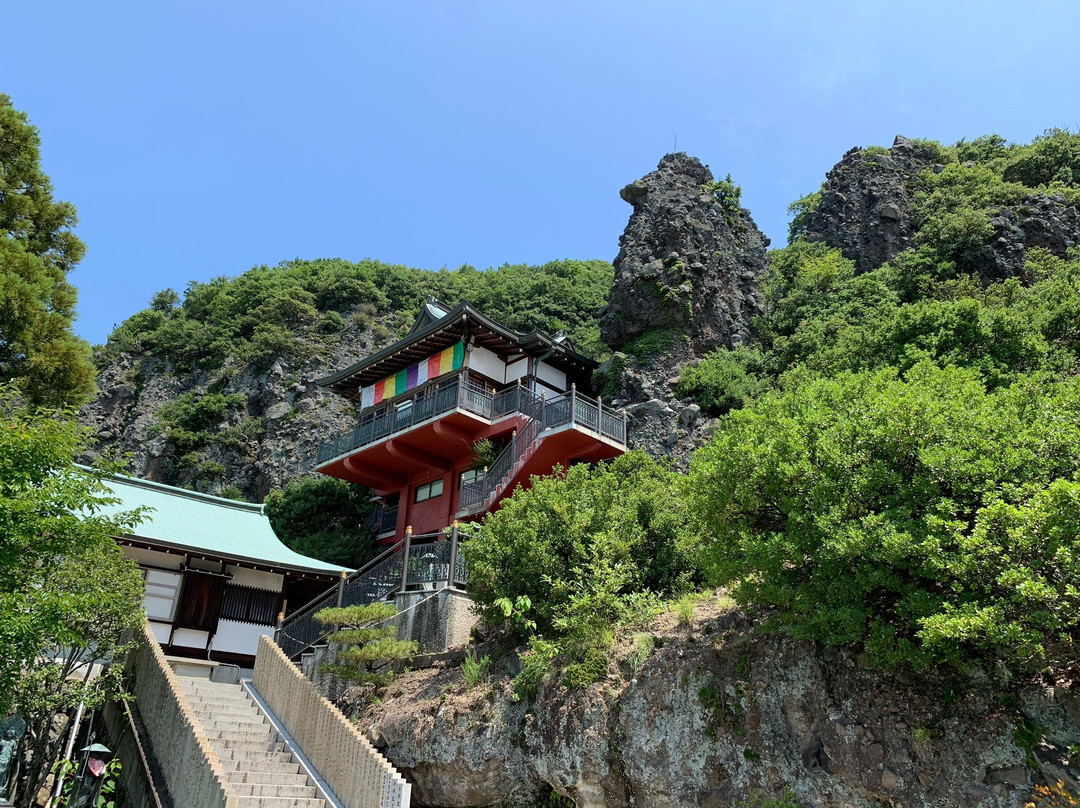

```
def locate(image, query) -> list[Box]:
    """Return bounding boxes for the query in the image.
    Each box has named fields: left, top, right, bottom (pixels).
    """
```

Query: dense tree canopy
left=264, top=477, right=375, bottom=569
left=103, top=257, right=614, bottom=373
left=686, top=364, right=1080, bottom=671
left=0, top=95, right=95, bottom=406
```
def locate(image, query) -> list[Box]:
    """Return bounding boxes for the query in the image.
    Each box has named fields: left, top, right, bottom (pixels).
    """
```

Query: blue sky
left=5, top=1, right=1079, bottom=345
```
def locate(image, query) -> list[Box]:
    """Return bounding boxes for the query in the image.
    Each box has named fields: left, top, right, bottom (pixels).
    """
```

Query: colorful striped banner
left=360, top=342, right=464, bottom=408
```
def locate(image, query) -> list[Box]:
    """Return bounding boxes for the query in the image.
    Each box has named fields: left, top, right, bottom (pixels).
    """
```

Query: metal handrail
left=316, top=372, right=493, bottom=464
left=458, top=385, right=629, bottom=517
left=275, top=530, right=454, bottom=659
left=317, top=372, right=630, bottom=466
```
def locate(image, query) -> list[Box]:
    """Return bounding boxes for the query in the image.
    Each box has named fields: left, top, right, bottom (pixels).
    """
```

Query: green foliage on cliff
left=686, top=364, right=1080, bottom=671
left=0, top=94, right=96, bottom=407
left=467, top=452, right=699, bottom=685
left=102, top=257, right=614, bottom=370
left=671, top=130, right=1080, bottom=673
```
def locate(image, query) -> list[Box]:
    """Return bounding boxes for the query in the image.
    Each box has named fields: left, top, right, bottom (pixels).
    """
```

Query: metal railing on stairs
left=457, top=384, right=627, bottom=517
left=275, top=526, right=467, bottom=660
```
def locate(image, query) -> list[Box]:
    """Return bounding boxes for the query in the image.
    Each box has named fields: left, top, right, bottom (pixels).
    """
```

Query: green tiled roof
left=94, top=472, right=346, bottom=575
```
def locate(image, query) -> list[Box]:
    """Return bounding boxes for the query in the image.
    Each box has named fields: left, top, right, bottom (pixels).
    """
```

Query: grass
left=461, top=651, right=491, bottom=688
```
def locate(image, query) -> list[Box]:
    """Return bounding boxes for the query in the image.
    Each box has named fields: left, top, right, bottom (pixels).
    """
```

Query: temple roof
left=93, top=472, right=345, bottom=576
left=317, top=299, right=598, bottom=399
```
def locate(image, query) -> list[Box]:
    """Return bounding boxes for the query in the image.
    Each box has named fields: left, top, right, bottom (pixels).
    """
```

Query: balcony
left=316, top=372, right=628, bottom=468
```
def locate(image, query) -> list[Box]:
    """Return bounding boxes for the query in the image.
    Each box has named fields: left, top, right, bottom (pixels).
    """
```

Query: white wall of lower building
left=226, top=566, right=282, bottom=591
left=171, top=628, right=210, bottom=650
left=215, top=619, right=274, bottom=658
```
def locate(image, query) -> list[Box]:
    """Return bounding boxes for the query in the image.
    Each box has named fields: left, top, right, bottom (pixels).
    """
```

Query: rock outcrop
left=596, top=153, right=769, bottom=466
left=360, top=600, right=1079, bottom=808
left=600, top=153, right=768, bottom=357
left=80, top=318, right=386, bottom=500
left=802, top=136, right=934, bottom=273
left=804, top=135, right=1080, bottom=277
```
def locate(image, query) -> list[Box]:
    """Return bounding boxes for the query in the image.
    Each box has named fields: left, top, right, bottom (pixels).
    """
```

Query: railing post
left=400, top=526, right=413, bottom=593
left=570, top=383, right=576, bottom=425
left=446, top=522, right=460, bottom=589
left=274, top=610, right=285, bottom=643
left=336, top=569, right=348, bottom=608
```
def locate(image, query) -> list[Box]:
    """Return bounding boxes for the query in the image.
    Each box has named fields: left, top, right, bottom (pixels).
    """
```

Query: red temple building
left=314, top=298, right=629, bottom=541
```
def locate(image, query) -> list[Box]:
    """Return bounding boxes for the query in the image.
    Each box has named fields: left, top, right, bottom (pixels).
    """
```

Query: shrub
left=686, top=362, right=1080, bottom=672
left=264, top=477, right=376, bottom=568
left=468, top=451, right=699, bottom=636
left=675, top=347, right=772, bottom=416
left=461, top=651, right=491, bottom=688
left=315, top=602, right=417, bottom=687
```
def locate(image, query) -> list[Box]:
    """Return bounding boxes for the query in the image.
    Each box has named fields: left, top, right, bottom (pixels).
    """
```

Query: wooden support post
left=446, top=522, right=460, bottom=589
left=399, top=526, right=413, bottom=593
left=336, top=569, right=348, bottom=608
left=570, top=383, right=576, bottom=425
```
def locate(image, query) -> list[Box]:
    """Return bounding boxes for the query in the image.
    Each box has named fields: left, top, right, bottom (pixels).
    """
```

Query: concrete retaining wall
left=395, top=588, right=477, bottom=652
left=252, top=636, right=411, bottom=808
left=127, top=623, right=236, bottom=807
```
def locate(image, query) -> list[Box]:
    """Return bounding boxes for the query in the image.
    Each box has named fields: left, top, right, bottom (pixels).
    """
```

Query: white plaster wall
left=225, top=566, right=283, bottom=591
left=124, top=546, right=183, bottom=570
left=171, top=628, right=210, bottom=649
left=188, top=557, right=224, bottom=572
left=505, top=357, right=528, bottom=382
left=214, top=619, right=272, bottom=657
left=148, top=622, right=172, bottom=644
left=535, top=360, right=567, bottom=391
left=470, top=345, right=505, bottom=384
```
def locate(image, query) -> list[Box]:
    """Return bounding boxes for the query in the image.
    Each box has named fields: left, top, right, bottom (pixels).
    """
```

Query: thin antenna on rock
left=673, top=129, right=677, bottom=153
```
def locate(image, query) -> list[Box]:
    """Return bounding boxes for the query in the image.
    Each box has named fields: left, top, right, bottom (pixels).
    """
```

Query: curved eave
left=118, top=535, right=344, bottom=579
left=317, top=303, right=598, bottom=399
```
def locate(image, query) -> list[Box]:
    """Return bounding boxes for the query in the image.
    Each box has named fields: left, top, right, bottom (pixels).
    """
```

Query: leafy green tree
left=0, top=95, right=95, bottom=407
left=264, top=477, right=375, bottom=568
left=675, top=346, right=773, bottom=416
left=0, top=385, right=145, bottom=806
left=314, top=602, right=417, bottom=687
left=686, top=363, right=1080, bottom=672
left=467, top=452, right=698, bottom=685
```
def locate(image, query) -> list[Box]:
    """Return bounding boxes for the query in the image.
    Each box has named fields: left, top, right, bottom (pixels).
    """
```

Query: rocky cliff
left=600, top=153, right=768, bottom=356
left=80, top=318, right=384, bottom=500
left=359, top=597, right=1079, bottom=808
left=803, top=135, right=1080, bottom=277
left=596, top=154, right=770, bottom=467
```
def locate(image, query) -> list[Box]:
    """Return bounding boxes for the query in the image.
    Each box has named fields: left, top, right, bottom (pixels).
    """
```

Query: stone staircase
left=178, top=677, right=333, bottom=807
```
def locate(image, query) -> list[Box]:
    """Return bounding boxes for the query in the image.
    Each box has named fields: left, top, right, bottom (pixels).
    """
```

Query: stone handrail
left=252, top=636, right=411, bottom=808
left=126, top=622, right=237, bottom=807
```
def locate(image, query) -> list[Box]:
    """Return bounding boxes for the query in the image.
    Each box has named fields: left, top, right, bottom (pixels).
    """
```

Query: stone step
left=225, top=769, right=313, bottom=786
left=205, top=727, right=279, bottom=743
left=234, top=797, right=327, bottom=808
left=175, top=680, right=330, bottom=807
left=231, top=781, right=319, bottom=799
left=215, top=737, right=285, bottom=753
left=215, top=748, right=296, bottom=765
left=203, top=716, right=270, bottom=731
